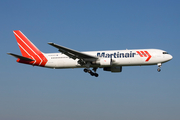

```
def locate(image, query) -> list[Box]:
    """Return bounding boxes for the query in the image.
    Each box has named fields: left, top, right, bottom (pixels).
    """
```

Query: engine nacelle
left=103, top=66, right=122, bottom=72
left=95, top=58, right=112, bottom=66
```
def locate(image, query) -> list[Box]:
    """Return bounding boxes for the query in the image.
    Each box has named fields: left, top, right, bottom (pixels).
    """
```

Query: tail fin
left=13, top=30, right=47, bottom=66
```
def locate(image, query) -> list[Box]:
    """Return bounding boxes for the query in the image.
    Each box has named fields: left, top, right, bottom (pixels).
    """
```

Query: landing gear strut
left=84, top=68, right=99, bottom=77
left=157, top=63, right=161, bottom=72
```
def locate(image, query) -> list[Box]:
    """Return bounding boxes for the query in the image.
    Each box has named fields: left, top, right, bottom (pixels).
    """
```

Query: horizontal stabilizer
left=7, top=53, right=35, bottom=61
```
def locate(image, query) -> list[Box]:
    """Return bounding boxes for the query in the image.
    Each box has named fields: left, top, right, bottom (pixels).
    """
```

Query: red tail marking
left=13, top=30, right=48, bottom=66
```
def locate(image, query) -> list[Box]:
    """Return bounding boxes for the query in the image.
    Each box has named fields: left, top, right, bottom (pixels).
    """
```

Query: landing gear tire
left=84, top=68, right=88, bottom=73
left=90, top=72, right=98, bottom=77
left=157, top=68, right=161, bottom=72
left=90, top=72, right=94, bottom=76
left=83, top=68, right=99, bottom=77
left=88, top=70, right=92, bottom=73
left=94, top=73, right=99, bottom=77
left=157, top=63, right=162, bottom=72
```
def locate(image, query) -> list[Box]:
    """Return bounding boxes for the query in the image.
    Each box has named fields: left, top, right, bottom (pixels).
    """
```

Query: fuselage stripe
left=18, top=43, right=36, bottom=65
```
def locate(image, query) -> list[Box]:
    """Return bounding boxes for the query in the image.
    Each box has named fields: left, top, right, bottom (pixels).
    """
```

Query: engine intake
left=103, top=66, right=122, bottom=72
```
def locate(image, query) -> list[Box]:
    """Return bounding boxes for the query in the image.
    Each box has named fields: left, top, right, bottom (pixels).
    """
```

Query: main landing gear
left=84, top=68, right=99, bottom=77
left=157, top=63, right=161, bottom=72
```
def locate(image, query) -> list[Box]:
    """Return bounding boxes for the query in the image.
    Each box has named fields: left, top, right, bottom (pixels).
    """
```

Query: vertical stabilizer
left=13, top=30, right=47, bottom=66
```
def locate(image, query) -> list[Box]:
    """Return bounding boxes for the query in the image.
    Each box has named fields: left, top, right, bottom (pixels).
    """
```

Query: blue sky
left=0, top=0, right=180, bottom=120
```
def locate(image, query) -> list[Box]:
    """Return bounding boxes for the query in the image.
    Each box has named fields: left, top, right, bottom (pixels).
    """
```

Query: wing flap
left=48, top=42, right=98, bottom=61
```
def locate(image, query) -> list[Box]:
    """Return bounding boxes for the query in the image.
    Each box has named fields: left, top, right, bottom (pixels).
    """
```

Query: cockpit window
left=163, top=52, right=169, bottom=54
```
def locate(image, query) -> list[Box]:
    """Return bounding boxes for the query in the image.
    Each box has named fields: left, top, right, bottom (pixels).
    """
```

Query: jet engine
left=94, top=58, right=112, bottom=66
left=103, top=66, right=122, bottom=72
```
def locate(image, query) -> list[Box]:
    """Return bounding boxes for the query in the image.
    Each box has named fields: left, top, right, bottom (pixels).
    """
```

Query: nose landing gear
left=157, top=63, right=161, bottom=72
left=157, top=68, right=161, bottom=72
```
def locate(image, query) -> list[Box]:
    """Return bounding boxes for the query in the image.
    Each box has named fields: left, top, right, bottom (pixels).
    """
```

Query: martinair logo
left=136, top=51, right=151, bottom=62
left=97, top=51, right=152, bottom=62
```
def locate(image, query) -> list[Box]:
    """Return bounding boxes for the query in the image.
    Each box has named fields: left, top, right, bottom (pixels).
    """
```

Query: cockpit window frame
left=163, top=52, right=169, bottom=54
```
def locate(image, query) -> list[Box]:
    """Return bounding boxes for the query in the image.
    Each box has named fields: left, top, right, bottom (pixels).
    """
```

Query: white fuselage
left=9, top=30, right=173, bottom=77
left=44, top=49, right=173, bottom=69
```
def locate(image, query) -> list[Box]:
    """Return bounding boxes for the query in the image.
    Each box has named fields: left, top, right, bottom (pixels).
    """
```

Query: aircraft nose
left=168, top=54, right=173, bottom=60
left=170, top=54, right=173, bottom=60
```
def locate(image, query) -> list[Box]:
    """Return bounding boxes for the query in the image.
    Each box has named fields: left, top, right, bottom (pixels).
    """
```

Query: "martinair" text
left=97, top=51, right=136, bottom=58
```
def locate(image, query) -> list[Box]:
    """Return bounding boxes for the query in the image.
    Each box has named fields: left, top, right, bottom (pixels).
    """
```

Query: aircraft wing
left=48, top=42, right=98, bottom=61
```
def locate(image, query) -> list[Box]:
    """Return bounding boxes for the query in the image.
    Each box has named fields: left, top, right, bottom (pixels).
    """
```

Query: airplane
left=8, top=30, right=173, bottom=77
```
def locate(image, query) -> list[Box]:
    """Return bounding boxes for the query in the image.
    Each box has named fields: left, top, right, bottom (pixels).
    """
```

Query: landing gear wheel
left=84, top=69, right=88, bottom=73
left=157, top=63, right=162, bottom=72
left=88, top=70, right=92, bottom=73
left=157, top=68, right=161, bottom=72
left=83, top=68, right=99, bottom=77
left=90, top=72, right=94, bottom=76
left=94, top=73, right=99, bottom=77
